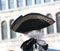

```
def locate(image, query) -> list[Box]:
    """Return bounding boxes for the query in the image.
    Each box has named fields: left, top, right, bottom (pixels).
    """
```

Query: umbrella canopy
left=46, top=49, right=60, bottom=51
left=11, top=13, right=55, bottom=33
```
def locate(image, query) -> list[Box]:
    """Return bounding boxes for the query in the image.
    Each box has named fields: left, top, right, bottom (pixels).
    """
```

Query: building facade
left=0, top=0, right=60, bottom=51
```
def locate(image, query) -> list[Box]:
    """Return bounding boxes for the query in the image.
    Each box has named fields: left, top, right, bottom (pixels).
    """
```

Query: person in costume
left=11, top=13, right=55, bottom=51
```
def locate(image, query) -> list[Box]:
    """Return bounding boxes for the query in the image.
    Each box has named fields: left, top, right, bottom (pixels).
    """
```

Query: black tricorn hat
left=11, top=13, right=55, bottom=33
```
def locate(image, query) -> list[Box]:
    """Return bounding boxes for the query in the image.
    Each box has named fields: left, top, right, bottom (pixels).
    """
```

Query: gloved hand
left=42, top=44, right=48, bottom=50
left=37, top=40, right=48, bottom=50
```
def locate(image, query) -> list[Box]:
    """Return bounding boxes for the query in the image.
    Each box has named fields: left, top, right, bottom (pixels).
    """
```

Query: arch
left=10, top=19, right=14, bottom=25
left=10, top=19, right=16, bottom=39
left=56, top=12, right=60, bottom=17
left=1, top=21, right=8, bottom=40
left=46, top=13, right=52, bottom=18
left=54, top=0, right=60, bottom=1
left=56, top=12, right=60, bottom=33
left=44, top=0, right=51, bottom=3
left=46, top=13, right=54, bottom=34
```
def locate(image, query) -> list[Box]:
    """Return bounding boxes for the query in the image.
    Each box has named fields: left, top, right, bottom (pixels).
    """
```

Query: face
left=26, top=30, right=44, bottom=40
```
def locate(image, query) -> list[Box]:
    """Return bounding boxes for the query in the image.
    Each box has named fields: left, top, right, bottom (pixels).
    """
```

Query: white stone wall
left=42, top=34, right=60, bottom=50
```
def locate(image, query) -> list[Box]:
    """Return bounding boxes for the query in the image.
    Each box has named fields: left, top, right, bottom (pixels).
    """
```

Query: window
left=56, top=12, right=60, bottom=33
left=26, top=0, right=32, bottom=6
left=47, top=14, right=54, bottom=34
left=54, top=0, right=60, bottom=1
left=0, top=0, right=2, bottom=10
left=2, top=21, right=8, bottom=40
left=10, top=20, right=16, bottom=39
left=0, top=0, right=1, bottom=10
left=47, top=25, right=54, bottom=34
left=0, top=0, right=6, bottom=10
left=8, top=0, right=14, bottom=9
left=44, top=0, right=51, bottom=3
left=17, top=0, right=23, bottom=8
left=35, top=0, right=41, bottom=4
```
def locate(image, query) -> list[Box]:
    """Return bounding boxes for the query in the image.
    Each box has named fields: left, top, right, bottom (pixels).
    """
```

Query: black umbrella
left=11, top=13, right=55, bottom=33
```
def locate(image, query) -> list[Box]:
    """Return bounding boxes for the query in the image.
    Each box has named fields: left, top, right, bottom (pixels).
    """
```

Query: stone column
left=23, top=0, right=26, bottom=7
left=7, top=20, right=11, bottom=39
left=6, top=0, right=9, bottom=10
left=51, top=0, right=54, bottom=3
left=52, top=13, right=57, bottom=33
left=41, top=0, right=44, bottom=4
left=44, top=28, right=47, bottom=36
left=32, top=0, right=35, bottom=6
left=14, top=0, right=17, bottom=8
left=0, top=19, right=2, bottom=40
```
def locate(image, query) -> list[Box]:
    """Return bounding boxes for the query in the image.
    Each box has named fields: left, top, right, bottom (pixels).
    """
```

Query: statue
left=11, top=13, right=55, bottom=51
